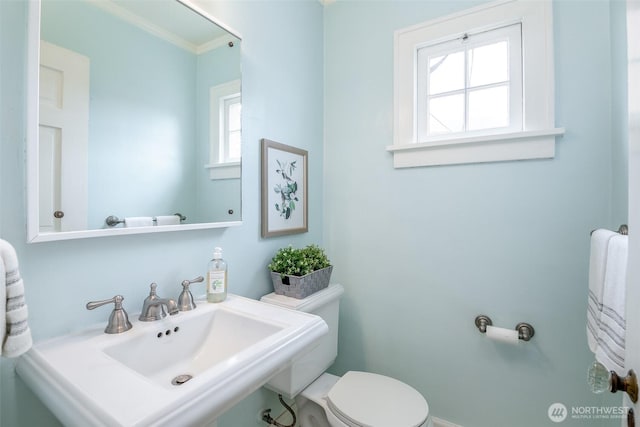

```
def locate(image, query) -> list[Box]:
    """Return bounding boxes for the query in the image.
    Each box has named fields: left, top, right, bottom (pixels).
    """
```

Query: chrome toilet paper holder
left=475, top=315, right=535, bottom=342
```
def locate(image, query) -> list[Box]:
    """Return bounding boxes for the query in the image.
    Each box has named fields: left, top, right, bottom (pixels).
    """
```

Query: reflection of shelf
left=205, top=162, right=241, bottom=180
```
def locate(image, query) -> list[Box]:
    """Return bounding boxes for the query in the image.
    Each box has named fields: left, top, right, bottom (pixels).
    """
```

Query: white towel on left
left=0, top=239, right=33, bottom=358
left=124, top=217, right=153, bottom=227
left=595, top=234, right=628, bottom=374
left=587, top=229, right=617, bottom=352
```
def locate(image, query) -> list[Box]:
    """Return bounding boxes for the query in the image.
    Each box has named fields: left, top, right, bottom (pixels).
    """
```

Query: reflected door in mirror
left=39, top=41, right=89, bottom=232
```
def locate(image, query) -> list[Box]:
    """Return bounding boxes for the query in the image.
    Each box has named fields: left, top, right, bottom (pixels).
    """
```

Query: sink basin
left=104, top=307, right=284, bottom=387
left=16, top=294, right=328, bottom=427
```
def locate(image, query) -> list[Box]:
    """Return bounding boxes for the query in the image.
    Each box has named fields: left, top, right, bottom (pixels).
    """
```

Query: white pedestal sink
left=16, top=294, right=328, bottom=427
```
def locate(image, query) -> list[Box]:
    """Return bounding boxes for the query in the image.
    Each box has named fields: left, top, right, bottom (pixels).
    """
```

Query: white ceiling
left=88, top=0, right=235, bottom=53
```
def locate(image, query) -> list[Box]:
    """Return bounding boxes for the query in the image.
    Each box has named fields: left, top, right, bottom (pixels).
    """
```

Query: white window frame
left=205, top=79, right=241, bottom=180
left=390, top=0, right=564, bottom=168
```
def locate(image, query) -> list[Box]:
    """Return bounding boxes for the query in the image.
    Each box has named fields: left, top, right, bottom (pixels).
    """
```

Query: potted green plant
left=268, top=244, right=333, bottom=299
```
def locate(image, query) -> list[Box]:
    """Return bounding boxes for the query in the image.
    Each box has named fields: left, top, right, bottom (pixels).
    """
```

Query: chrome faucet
left=177, top=276, right=204, bottom=311
left=86, top=295, right=133, bottom=334
left=139, top=283, right=179, bottom=321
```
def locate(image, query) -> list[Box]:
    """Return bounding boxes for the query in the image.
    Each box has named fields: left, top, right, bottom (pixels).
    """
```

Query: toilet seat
left=326, top=371, right=428, bottom=427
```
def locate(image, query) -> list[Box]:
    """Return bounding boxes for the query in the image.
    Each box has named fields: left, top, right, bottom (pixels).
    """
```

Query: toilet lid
left=327, top=371, right=428, bottom=427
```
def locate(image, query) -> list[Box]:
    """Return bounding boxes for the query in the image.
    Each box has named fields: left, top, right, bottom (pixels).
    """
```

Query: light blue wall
left=324, top=1, right=626, bottom=426
left=610, top=0, right=629, bottom=227
left=0, top=0, right=629, bottom=426
left=0, top=0, right=323, bottom=426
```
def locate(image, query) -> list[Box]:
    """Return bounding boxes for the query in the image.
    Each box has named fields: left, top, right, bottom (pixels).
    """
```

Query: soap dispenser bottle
left=207, top=247, right=227, bottom=303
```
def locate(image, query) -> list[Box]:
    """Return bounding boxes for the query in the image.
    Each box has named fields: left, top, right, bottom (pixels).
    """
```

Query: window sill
left=386, top=128, right=565, bottom=168
left=205, top=162, right=241, bottom=180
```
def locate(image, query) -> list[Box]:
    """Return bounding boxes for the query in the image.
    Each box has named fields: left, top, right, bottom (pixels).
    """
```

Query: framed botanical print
left=261, top=139, right=308, bottom=237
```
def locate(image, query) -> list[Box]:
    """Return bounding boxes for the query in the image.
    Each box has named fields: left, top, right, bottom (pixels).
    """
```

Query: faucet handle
left=178, top=276, right=204, bottom=311
left=86, top=295, right=133, bottom=334
left=182, top=276, right=204, bottom=286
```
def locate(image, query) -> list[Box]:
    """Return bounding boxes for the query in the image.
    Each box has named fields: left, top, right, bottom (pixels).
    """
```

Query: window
left=221, top=94, right=241, bottom=163
left=206, top=80, right=241, bottom=180
left=417, top=24, right=522, bottom=139
left=391, top=0, right=564, bottom=167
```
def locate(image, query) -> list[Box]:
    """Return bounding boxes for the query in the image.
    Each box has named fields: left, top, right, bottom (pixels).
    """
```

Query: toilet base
left=296, top=373, right=341, bottom=427
left=297, top=397, right=332, bottom=427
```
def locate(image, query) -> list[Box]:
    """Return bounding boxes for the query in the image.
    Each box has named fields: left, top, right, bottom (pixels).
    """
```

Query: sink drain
left=171, top=374, right=193, bottom=386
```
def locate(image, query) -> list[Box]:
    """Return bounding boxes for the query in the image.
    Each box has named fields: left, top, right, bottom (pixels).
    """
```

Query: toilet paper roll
left=486, top=325, right=519, bottom=344
left=124, top=217, right=153, bottom=227
left=155, top=215, right=181, bottom=226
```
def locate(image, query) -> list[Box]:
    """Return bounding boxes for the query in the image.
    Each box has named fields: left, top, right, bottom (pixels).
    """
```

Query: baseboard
left=280, top=402, right=462, bottom=427
left=433, top=416, right=463, bottom=427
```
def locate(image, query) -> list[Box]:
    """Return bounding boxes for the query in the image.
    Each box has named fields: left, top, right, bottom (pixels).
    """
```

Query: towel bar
left=590, top=224, right=628, bottom=236
left=105, top=213, right=186, bottom=227
left=105, top=216, right=124, bottom=226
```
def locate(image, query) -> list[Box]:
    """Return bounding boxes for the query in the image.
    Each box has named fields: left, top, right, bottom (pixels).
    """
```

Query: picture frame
left=261, top=138, right=308, bottom=238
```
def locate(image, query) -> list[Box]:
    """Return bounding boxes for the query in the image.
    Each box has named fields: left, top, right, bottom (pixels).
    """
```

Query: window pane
left=228, top=101, right=241, bottom=131
left=468, top=41, right=508, bottom=87
left=428, top=93, right=464, bottom=134
left=228, top=130, right=241, bottom=160
left=428, top=50, right=464, bottom=94
left=468, top=85, right=508, bottom=130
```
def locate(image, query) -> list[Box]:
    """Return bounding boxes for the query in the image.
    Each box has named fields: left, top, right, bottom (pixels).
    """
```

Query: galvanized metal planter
left=270, top=266, right=333, bottom=299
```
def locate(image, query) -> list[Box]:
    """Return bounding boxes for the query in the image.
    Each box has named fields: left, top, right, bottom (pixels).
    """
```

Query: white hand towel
left=0, top=239, right=33, bottom=358
left=155, top=215, right=181, bottom=226
left=587, top=229, right=617, bottom=352
left=124, top=217, right=153, bottom=227
left=595, top=234, right=628, bottom=374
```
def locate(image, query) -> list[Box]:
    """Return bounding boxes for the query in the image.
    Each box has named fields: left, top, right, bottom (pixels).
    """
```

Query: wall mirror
left=27, top=0, right=242, bottom=242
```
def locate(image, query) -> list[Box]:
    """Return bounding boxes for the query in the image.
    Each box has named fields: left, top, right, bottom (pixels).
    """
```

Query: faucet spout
left=139, top=283, right=179, bottom=321
left=159, top=298, right=179, bottom=315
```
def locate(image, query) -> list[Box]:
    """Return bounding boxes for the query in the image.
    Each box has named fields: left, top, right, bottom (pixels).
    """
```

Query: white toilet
left=261, top=284, right=433, bottom=427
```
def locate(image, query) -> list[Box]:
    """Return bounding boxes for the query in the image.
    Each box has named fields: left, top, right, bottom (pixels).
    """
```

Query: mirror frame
left=26, top=0, right=243, bottom=243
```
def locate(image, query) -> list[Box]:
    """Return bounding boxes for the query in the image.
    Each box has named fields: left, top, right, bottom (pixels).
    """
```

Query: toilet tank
left=260, top=284, right=344, bottom=398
